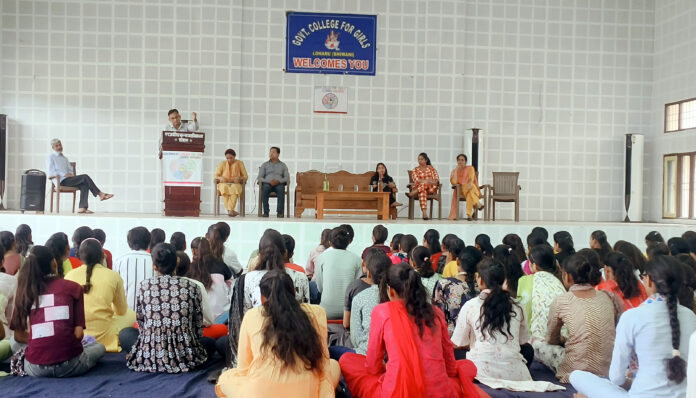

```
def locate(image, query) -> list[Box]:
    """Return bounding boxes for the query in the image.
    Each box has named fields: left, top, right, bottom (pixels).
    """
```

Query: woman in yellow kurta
left=216, top=270, right=340, bottom=398
left=448, top=153, right=483, bottom=221
left=65, top=239, right=135, bottom=352
left=215, top=148, right=248, bottom=217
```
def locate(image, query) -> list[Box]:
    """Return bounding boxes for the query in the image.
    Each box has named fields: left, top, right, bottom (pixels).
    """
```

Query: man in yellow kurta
left=215, top=149, right=248, bottom=217
left=448, top=154, right=482, bottom=221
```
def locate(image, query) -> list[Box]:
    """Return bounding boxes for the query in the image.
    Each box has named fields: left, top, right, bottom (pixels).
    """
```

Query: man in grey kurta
left=257, top=146, right=289, bottom=217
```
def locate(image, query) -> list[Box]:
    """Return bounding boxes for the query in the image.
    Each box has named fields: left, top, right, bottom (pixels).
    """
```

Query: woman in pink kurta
left=339, top=263, right=488, bottom=398
left=409, top=153, right=440, bottom=220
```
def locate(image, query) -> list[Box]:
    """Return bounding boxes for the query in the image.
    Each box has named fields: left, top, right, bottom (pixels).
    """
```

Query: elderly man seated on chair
left=46, top=138, right=113, bottom=214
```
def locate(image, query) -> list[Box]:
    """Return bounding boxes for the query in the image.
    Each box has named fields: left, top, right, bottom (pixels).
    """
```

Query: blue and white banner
left=286, top=12, right=377, bottom=75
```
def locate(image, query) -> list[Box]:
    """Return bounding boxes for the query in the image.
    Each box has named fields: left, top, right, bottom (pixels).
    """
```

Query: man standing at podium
left=258, top=146, right=288, bottom=218
left=165, top=109, right=198, bottom=131
left=160, top=109, right=199, bottom=159
left=46, top=139, right=113, bottom=214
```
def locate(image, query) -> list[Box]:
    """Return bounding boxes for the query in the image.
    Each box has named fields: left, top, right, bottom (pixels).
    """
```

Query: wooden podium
left=161, top=131, right=205, bottom=217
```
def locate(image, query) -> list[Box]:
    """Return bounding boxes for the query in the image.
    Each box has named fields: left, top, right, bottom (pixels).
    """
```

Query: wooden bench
left=295, top=170, right=377, bottom=218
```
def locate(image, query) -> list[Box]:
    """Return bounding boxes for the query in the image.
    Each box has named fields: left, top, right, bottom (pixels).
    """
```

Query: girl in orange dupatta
left=448, top=154, right=482, bottom=221
left=339, top=263, right=489, bottom=398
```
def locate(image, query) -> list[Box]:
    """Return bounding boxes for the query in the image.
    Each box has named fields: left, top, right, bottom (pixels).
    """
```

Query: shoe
left=77, top=208, right=94, bottom=214
left=99, top=193, right=114, bottom=201
left=261, top=213, right=269, bottom=218
left=392, top=201, right=403, bottom=207
left=228, top=210, right=239, bottom=217
left=467, top=216, right=473, bottom=221
left=277, top=214, right=284, bottom=218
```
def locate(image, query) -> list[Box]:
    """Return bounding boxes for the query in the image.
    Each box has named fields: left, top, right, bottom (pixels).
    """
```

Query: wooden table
left=315, top=191, right=391, bottom=220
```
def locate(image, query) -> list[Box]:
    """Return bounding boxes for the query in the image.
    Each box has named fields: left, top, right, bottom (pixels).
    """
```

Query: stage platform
left=0, top=211, right=693, bottom=267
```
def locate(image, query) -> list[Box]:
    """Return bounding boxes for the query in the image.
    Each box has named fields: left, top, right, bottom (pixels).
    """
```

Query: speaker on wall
left=0, top=114, right=6, bottom=210
left=463, top=128, right=481, bottom=171
left=624, top=133, right=644, bottom=222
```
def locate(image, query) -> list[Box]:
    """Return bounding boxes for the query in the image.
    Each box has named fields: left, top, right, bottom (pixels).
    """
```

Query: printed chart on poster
left=314, top=86, right=348, bottom=114
left=162, top=151, right=203, bottom=186
left=286, top=12, right=377, bottom=75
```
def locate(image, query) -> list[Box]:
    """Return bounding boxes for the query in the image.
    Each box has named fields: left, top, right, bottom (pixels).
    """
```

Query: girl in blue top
left=570, top=255, right=696, bottom=398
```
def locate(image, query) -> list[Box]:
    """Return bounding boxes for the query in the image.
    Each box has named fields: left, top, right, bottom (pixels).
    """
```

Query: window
left=665, top=98, right=696, bottom=133
left=663, top=152, right=695, bottom=219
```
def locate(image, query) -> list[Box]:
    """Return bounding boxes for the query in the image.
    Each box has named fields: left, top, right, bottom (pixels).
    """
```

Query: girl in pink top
left=339, top=263, right=487, bottom=398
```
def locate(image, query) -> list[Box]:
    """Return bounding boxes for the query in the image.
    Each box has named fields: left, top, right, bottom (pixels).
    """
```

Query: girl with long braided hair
left=65, top=238, right=134, bottom=352
left=570, top=255, right=696, bottom=397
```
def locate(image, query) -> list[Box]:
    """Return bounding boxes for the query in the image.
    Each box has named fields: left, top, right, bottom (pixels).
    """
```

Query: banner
left=162, top=151, right=203, bottom=187
left=286, top=12, right=377, bottom=75
left=314, top=86, right=348, bottom=114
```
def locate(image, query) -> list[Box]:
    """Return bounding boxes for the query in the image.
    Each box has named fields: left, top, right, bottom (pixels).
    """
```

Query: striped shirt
left=112, top=250, right=154, bottom=310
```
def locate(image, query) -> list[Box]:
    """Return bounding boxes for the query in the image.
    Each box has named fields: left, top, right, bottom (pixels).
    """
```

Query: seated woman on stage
left=120, top=243, right=214, bottom=373
left=570, top=255, right=696, bottom=398
left=215, top=148, right=248, bottom=217
left=339, top=263, right=481, bottom=398
left=407, top=152, right=439, bottom=220
left=65, top=239, right=135, bottom=352
left=216, top=270, right=340, bottom=398
left=596, top=252, right=647, bottom=312
left=370, top=162, right=401, bottom=207
left=448, top=154, right=483, bottom=221
left=533, top=254, right=620, bottom=383
left=10, top=246, right=106, bottom=377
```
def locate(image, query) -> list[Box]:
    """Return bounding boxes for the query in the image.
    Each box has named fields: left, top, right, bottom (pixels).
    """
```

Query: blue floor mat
left=479, top=361, right=576, bottom=398
left=0, top=355, right=575, bottom=398
left=0, top=353, right=222, bottom=398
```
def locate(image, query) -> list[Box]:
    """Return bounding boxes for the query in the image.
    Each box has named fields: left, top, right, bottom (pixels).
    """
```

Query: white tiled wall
left=0, top=0, right=659, bottom=221
left=645, top=0, right=696, bottom=222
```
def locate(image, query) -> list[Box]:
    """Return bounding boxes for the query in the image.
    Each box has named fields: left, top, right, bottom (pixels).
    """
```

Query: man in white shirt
left=46, top=139, right=113, bottom=214
left=165, top=108, right=198, bottom=132
left=112, top=227, right=154, bottom=309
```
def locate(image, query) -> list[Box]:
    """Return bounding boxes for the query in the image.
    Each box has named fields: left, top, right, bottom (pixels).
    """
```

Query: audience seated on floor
left=216, top=270, right=340, bottom=398
left=533, top=253, right=620, bottom=383
left=517, top=244, right=567, bottom=341
left=120, top=243, right=215, bottom=373
left=65, top=239, right=135, bottom=352
left=112, top=227, right=154, bottom=310
left=2, top=222, right=696, bottom=398
left=451, top=258, right=562, bottom=392
left=315, top=227, right=362, bottom=319
left=433, top=246, right=482, bottom=336
left=11, top=245, right=105, bottom=377
left=571, top=255, right=696, bottom=398
left=339, top=262, right=483, bottom=398
left=410, top=246, right=441, bottom=299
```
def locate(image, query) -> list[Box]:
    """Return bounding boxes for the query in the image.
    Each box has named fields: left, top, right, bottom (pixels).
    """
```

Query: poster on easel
left=162, top=151, right=203, bottom=187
